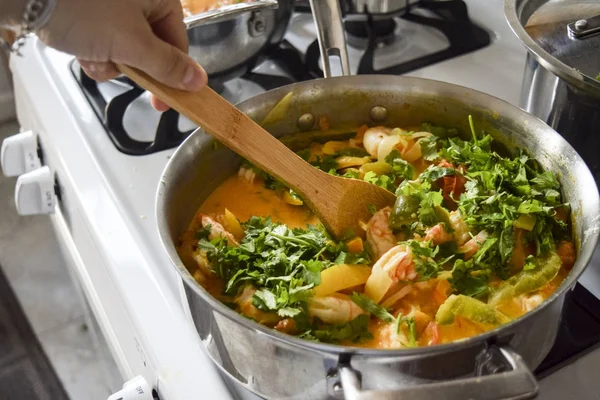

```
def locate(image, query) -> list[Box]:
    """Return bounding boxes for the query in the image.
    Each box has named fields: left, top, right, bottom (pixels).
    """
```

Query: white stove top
left=6, top=0, right=600, bottom=398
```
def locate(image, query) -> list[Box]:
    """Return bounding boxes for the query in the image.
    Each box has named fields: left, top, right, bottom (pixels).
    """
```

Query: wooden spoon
left=118, top=65, right=396, bottom=240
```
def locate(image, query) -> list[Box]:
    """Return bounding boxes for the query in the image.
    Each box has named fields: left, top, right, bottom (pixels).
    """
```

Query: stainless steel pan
left=184, top=0, right=294, bottom=86
left=157, top=1, right=600, bottom=398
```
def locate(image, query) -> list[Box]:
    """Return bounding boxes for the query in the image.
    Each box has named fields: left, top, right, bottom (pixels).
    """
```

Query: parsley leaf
left=350, top=293, right=395, bottom=323
left=418, top=137, right=440, bottom=161
left=418, top=191, right=444, bottom=226
left=385, top=149, right=415, bottom=180
left=449, top=259, right=491, bottom=298
left=531, top=171, right=559, bottom=191
left=310, top=314, right=373, bottom=343
left=394, top=313, right=418, bottom=347
left=364, top=171, right=395, bottom=191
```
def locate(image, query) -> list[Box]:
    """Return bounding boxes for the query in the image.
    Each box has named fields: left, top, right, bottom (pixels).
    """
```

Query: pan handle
left=308, top=0, right=351, bottom=78
left=184, top=0, right=279, bottom=29
left=336, top=345, right=539, bottom=400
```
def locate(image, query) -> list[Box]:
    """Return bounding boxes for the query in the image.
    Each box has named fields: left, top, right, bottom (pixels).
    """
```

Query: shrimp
left=238, top=165, right=257, bottom=185
left=201, top=215, right=239, bottom=246
left=366, top=207, right=396, bottom=260
left=274, top=318, right=296, bottom=334
left=377, top=245, right=418, bottom=282
left=458, top=231, right=488, bottom=260
left=192, top=251, right=216, bottom=280
left=423, top=210, right=470, bottom=246
left=522, top=294, right=544, bottom=312
left=376, top=322, right=405, bottom=349
left=424, top=223, right=453, bottom=245
left=376, top=307, right=430, bottom=348
left=308, top=293, right=367, bottom=325
left=235, top=285, right=280, bottom=326
left=420, top=321, right=440, bottom=346
left=178, top=230, right=217, bottom=282
left=363, top=126, right=391, bottom=158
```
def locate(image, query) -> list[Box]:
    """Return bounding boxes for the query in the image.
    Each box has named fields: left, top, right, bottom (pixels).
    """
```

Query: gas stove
left=2, top=0, right=600, bottom=399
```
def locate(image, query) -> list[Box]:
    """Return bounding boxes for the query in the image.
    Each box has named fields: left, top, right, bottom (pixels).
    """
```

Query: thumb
left=130, top=32, right=207, bottom=92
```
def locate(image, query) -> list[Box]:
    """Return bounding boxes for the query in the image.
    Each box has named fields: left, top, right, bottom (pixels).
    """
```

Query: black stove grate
left=68, top=43, right=303, bottom=156
left=70, top=62, right=194, bottom=156
left=535, top=283, right=600, bottom=379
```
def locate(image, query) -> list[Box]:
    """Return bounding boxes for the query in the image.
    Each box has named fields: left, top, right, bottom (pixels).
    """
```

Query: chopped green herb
left=350, top=292, right=395, bottom=323
left=394, top=313, right=418, bottom=347
left=309, top=314, right=373, bottom=343
left=385, top=149, right=415, bottom=180
left=198, top=217, right=356, bottom=321
left=363, top=171, right=395, bottom=191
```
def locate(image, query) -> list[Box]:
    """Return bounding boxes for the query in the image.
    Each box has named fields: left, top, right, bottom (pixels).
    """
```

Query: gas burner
left=344, top=18, right=398, bottom=48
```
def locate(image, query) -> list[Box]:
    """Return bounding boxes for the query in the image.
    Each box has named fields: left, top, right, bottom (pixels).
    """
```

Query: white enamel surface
left=107, top=375, right=153, bottom=400
left=10, top=40, right=233, bottom=400
left=8, top=0, right=599, bottom=399
left=14, top=165, right=55, bottom=215
left=1, top=129, right=41, bottom=177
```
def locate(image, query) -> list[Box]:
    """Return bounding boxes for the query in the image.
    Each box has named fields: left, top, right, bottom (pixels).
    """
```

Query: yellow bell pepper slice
left=314, top=264, right=372, bottom=297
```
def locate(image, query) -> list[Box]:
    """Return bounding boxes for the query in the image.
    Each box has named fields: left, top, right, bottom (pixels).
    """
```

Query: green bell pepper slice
left=389, top=194, right=420, bottom=228
left=488, top=251, right=561, bottom=307
left=436, top=294, right=511, bottom=326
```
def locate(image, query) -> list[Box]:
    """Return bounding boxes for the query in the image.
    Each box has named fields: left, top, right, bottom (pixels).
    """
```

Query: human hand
left=37, top=0, right=207, bottom=111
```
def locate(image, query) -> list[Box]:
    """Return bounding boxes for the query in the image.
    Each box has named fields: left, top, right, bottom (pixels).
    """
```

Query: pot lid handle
left=568, top=15, right=600, bottom=39
left=308, top=0, right=351, bottom=78
left=332, top=345, right=539, bottom=400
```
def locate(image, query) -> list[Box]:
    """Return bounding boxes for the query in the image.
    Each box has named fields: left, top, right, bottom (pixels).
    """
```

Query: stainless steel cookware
left=158, top=1, right=600, bottom=398
left=505, top=0, right=600, bottom=185
left=184, top=0, right=293, bottom=85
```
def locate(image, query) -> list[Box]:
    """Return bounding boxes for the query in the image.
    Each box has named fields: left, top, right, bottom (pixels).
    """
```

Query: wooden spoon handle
left=117, top=64, right=322, bottom=196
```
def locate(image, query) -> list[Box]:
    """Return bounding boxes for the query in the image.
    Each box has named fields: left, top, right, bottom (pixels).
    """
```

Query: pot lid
left=505, top=0, right=600, bottom=95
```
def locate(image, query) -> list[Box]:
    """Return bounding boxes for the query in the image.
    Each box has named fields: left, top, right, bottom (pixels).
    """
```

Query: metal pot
left=342, top=0, right=420, bottom=20
left=158, top=1, right=600, bottom=399
left=295, top=0, right=421, bottom=21
left=184, top=0, right=294, bottom=86
left=504, top=0, right=600, bottom=185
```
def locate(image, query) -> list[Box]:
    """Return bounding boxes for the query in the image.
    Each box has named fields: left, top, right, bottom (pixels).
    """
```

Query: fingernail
left=182, top=64, right=207, bottom=91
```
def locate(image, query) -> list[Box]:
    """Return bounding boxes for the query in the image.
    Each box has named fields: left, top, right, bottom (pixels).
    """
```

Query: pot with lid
left=505, top=0, right=600, bottom=185
left=183, top=0, right=294, bottom=88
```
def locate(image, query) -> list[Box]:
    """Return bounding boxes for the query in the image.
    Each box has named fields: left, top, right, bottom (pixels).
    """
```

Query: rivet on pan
left=297, top=113, right=315, bottom=131
left=333, top=383, right=343, bottom=393
left=369, top=106, right=388, bottom=122
left=575, top=19, right=588, bottom=30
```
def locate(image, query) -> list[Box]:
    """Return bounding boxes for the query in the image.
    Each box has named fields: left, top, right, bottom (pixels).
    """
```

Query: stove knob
left=0, top=130, right=42, bottom=177
left=107, top=376, right=156, bottom=400
left=14, top=166, right=56, bottom=215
